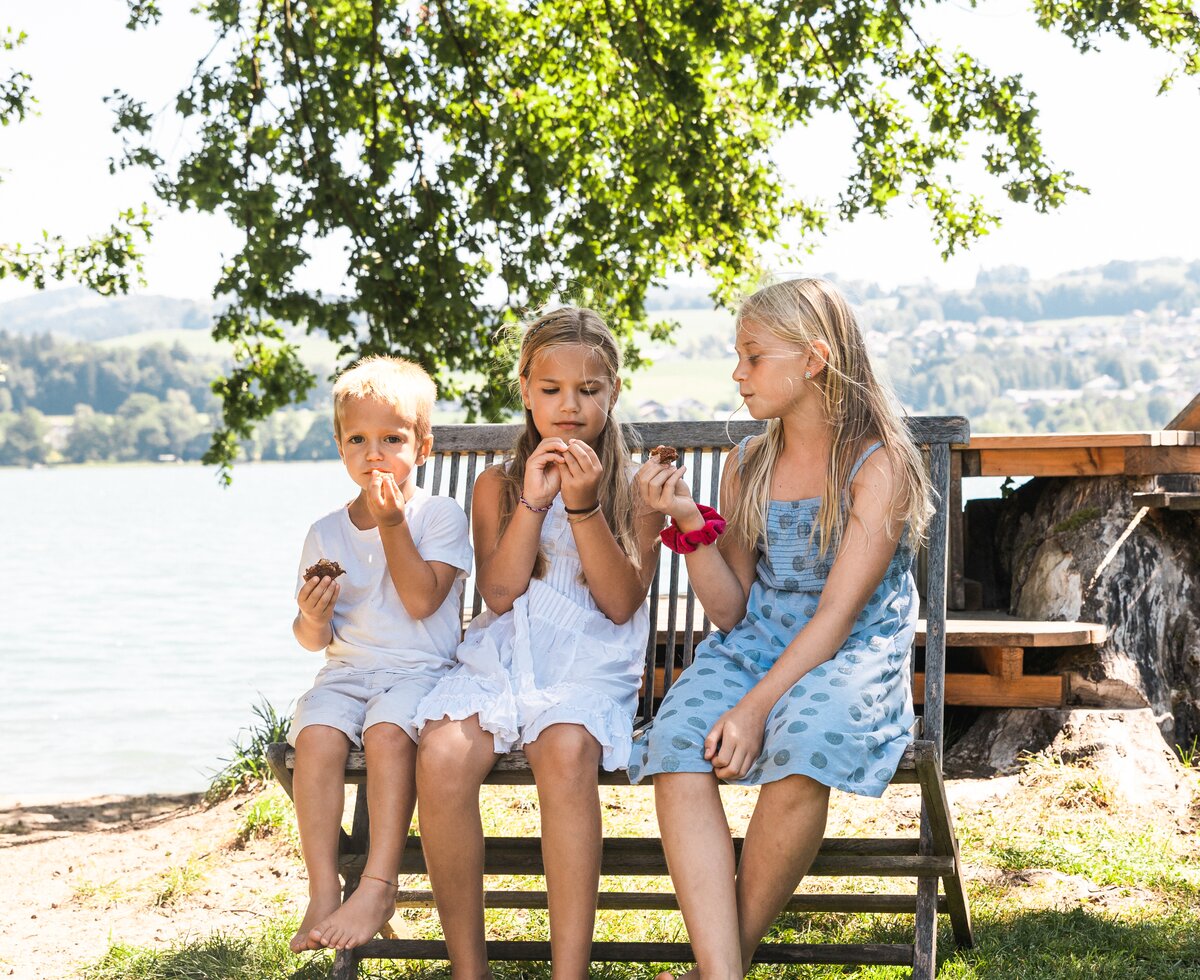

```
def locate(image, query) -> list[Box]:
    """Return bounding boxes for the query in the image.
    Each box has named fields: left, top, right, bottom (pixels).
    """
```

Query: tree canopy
left=108, top=0, right=1200, bottom=472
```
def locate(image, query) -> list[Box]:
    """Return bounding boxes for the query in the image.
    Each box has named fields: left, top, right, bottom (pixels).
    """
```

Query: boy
left=287, top=356, right=471, bottom=953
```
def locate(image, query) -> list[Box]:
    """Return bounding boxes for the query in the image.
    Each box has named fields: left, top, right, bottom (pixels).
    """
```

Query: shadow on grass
left=78, top=903, right=1200, bottom=980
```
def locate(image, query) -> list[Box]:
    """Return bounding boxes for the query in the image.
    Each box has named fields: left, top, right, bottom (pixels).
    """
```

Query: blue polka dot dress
left=629, top=440, right=917, bottom=798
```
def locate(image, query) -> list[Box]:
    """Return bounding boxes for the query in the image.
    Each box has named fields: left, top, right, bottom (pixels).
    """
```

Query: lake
left=0, top=461, right=1013, bottom=801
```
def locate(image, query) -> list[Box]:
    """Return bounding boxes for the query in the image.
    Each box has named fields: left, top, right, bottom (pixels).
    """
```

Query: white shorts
left=287, top=664, right=448, bottom=747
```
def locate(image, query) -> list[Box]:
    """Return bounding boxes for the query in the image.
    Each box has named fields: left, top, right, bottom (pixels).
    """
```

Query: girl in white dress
left=413, top=306, right=665, bottom=980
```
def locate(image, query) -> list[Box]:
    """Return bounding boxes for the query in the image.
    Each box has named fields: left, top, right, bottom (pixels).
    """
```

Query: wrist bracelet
left=519, top=495, right=552, bottom=513
left=567, top=503, right=602, bottom=525
left=564, top=500, right=599, bottom=514
left=661, top=504, right=727, bottom=554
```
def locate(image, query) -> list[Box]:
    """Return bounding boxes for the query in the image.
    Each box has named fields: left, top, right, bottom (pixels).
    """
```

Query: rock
left=993, top=475, right=1200, bottom=749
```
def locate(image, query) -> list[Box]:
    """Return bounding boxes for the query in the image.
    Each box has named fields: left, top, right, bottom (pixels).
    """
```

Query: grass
left=81, top=756, right=1200, bottom=979
left=206, top=696, right=293, bottom=804
left=235, top=783, right=300, bottom=852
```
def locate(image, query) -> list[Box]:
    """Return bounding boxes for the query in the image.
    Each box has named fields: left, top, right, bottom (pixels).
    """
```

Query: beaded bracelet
left=567, top=503, right=602, bottom=525
left=660, top=504, right=727, bottom=554
left=519, top=495, right=552, bottom=513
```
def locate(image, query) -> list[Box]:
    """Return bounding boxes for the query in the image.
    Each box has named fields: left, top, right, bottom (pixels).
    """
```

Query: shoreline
left=0, top=791, right=205, bottom=845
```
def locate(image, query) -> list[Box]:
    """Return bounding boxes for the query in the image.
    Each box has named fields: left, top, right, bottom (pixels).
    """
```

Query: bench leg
left=912, top=813, right=939, bottom=980
left=330, top=948, right=358, bottom=980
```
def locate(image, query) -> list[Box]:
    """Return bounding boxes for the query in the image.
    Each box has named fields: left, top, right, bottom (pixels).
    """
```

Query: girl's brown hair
left=497, top=306, right=640, bottom=578
left=728, top=278, right=932, bottom=555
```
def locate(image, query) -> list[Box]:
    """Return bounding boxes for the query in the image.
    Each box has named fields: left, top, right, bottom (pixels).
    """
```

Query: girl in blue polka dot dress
left=631, top=277, right=932, bottom=980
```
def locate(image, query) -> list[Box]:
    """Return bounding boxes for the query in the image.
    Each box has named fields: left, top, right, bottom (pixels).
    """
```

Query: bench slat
left=346, top=836, right=951, bottom=877
left=393, top=889, right=948, bottom=914
left=353, top=938, right=917, bottom=966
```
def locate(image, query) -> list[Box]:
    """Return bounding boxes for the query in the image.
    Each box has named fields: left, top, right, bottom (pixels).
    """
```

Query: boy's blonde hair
left=730, top=278, right=932, bottom=555
left=498, top=305, right=641, bottom=579
left=332, top=355, right=436, bottom=441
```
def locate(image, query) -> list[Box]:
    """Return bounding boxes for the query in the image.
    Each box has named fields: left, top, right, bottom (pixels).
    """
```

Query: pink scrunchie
left=660, top=504, right=727, bottom=554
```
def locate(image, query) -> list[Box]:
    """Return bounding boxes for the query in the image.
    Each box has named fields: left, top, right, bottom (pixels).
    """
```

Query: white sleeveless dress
left=413, top=492, right=650, bottom=771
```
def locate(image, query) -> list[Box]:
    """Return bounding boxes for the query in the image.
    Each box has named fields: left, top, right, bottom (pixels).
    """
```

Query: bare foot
left=657, top=970, right=698, bottom=980
left=311, top=875, right=397, bottom=950
left=290, top=889, right=341, bottom=953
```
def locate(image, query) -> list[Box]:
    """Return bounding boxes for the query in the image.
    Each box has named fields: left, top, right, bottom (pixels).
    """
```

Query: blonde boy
left=287, top=356, right=471, bottom=953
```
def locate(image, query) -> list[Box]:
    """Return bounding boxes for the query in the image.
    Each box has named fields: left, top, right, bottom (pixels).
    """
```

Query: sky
left=2, top=0, right=1199, bottom=304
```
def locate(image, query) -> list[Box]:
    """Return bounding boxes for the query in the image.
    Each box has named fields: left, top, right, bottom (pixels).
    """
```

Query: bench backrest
left=417, top=417, right=968, bottom=758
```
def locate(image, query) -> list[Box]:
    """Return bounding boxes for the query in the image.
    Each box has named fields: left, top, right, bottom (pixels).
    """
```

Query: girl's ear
left=807, top=339, right=832, bottom=379
left=609, top=376, right=622, bottom=410
left=519, top=376, right=532, bottom=410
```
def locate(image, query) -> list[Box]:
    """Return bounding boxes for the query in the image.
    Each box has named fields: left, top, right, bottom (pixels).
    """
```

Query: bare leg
left=734, top=775, right=830, bottom=971
left=653, top=772, right=742, bottom=980
left=313, top=723, right=418, bottom=950
left=416, top=715, right=500, bottom=980
left=290, top=724, right=352, bottom=953
left=522, top=724, right=602, bottom=980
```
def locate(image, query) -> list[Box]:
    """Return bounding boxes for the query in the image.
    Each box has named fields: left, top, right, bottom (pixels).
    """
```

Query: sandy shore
left=0, top=791, right=309, bottom=980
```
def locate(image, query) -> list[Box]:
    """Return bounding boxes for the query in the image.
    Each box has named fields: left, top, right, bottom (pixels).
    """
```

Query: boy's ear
left=807, top=340, right=832, bottom=379
left=333, top=432, right=345, bottom=461
left=417, top=433, right=434, bottom=465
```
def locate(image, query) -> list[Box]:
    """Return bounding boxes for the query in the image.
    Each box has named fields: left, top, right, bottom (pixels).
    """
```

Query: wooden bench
left=267, top=418, right=974, bottom=979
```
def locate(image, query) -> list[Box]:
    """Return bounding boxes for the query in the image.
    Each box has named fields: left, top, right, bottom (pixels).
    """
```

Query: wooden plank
left=1167, top=390, right=1200, bottom=431
left=393, top=889, right=946, bottom=914
left=974, top=446, right=1126, bottom=477
left=978, top=646, right=1023, bottom=681
left=1124, top=446, right=1200, bottom=475
left=970, top=432, right=1164, bottom=449
left=913, top=672, right=1064, bottom=708
left=913, top=741, right=975, bottom=949
left=915, top=613, right=1106, bottom=647
left=428, top=417, right=969, bottom=456
left=354, top=939, right=917, bottom=966
left=1132, top=492, right=1200, bottom=510
left=378, top=836, right=950, bottom=878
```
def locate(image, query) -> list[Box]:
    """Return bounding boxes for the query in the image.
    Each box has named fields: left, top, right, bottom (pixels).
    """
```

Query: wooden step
left=1132, top=491, right=1200, bottom=510
left=914, top=671, right=1064, bottom=708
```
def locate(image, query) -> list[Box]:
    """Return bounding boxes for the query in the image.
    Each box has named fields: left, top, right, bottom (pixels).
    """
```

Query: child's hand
left=297, top=573, right=339, bottom=625
left=523, top=438, right=567, bottom=508
left=365, top=469, right=407, bottom=527
left=557, top=438, right=603, bottom=511
left=636, top=459, right=701, bottom=525
left=704, top=703, right=767, bottom=781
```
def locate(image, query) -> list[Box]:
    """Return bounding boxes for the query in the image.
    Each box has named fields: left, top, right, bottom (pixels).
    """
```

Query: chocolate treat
left=650, top=445, right=679, bottom=465
left=303, top=558, right=346, bottom=581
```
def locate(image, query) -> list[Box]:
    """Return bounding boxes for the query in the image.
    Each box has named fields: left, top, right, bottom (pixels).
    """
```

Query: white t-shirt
left=296, top=487, right=473, bottom=672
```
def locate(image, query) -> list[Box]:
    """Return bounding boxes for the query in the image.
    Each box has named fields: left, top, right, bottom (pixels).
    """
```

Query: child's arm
left=705, top=448, right=907, bottom=780
left=368, top=471, right=463, bottom=620
left=472, top=460, right=551, bottom=615
left=294, top=574, right=338, bottom=650
left=638, top=445, right=758, bottom=632
left=559, top=440, right=664, bottom=625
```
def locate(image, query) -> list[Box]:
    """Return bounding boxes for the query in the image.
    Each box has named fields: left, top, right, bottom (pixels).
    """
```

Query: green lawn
left=80, top=751, right=1200, bottom=979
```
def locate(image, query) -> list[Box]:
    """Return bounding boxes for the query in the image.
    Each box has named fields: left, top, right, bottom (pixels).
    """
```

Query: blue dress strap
left=848, top=440, right=885, bottom=483
left=735, top=434, right=756, bottom=472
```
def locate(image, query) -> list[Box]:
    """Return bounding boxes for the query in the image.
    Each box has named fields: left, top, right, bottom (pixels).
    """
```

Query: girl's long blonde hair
left=497, top=306, right=640, bottom=579
left=728, top=278, right=932, bottom=556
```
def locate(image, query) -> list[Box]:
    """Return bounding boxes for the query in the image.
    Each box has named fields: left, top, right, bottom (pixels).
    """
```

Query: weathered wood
left=978, top=646, right=1023, bottom=681
left=356, top=836, right=952, bottom=878
left=1132, top=491, right=1200, bottom=510
left=393, top=888, right=948, bottom=914
left=915, top=612, right=1107, bottom=647
left=914, top=671, right=1064, bottom=708
left=969, top=431, right=1193, bottom=449
left=1166, top=391, right=1200, bottom=432
left=354, top=938, right=917, bottom=966
left=914, top=741, right=975, bottom=948
left=925, top=441, right=950, bottom=755
left=1124, top=446, right=1200, bottom=475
